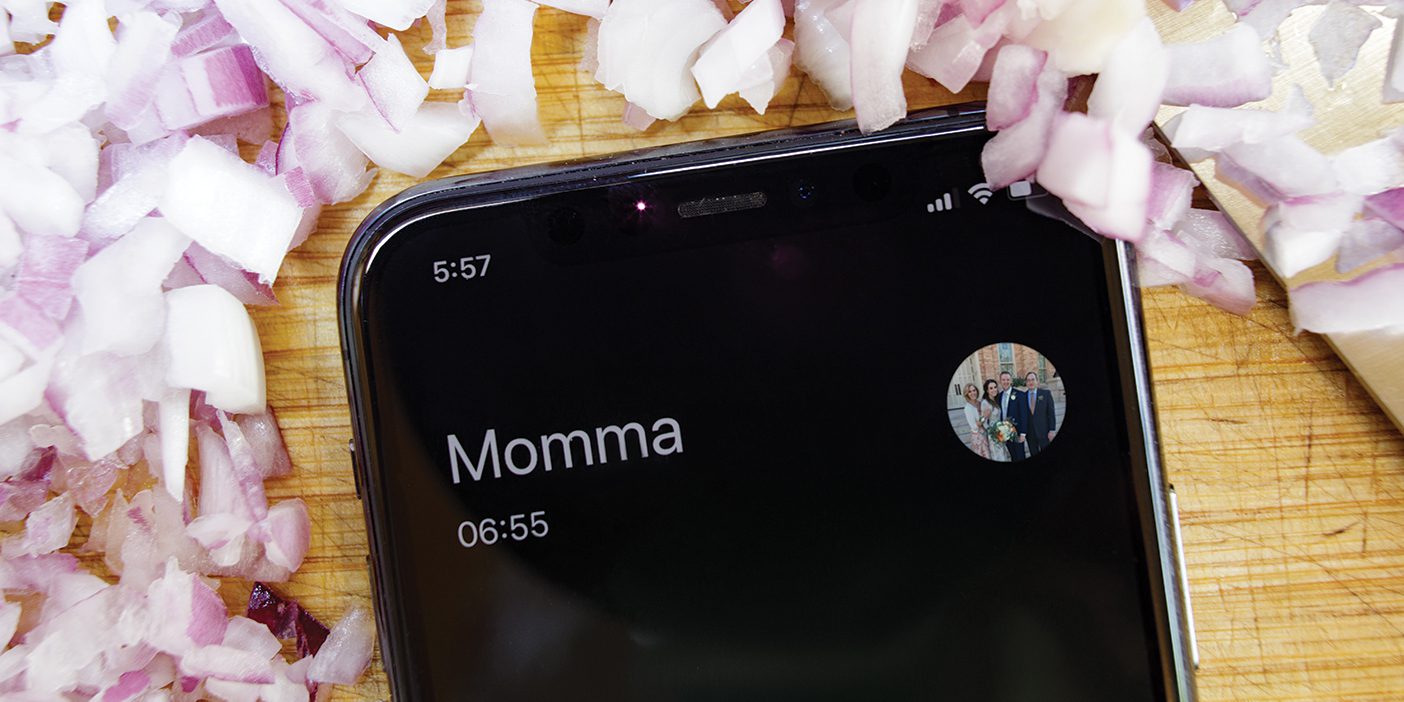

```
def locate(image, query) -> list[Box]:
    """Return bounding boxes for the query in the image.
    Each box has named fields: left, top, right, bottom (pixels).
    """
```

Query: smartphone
left=338, top=105, right=1198, bottom=702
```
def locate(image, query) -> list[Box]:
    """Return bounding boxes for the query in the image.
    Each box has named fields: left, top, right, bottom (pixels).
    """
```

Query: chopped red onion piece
left=1184, top=256, right=1256, bottom=315
left=1146, top=163, right=1198, bottom=233
left=595, top=0, right=728, bottom=121
left=0, top=361, right=51, bottom=428
left=849, top=0, right=920, bottom=133
left=908, top=8, right=1008, bottom=95
left=171, top=12, right=237, bottom=58
left=1163, top=93, right=1314, bottom=162
left=692, top=0, right=786, bottom=109
left=181, top=645, right=277, bottom=684
left=338, top=102, right=481, bottom=179
left=156, top=45, right=270, bottom=131
left=359, top=35, right=429, bottom=132
left=338, top=0, right=437, bottom=31
left=106, top=12, right=179, bottom=130
left=792, top=0, right=854, bottom=110
left=0, top=599, right=19, bottom=649
left=1333, top=136, right=1404, bottom=196
left=260, top=499, right=310, bottom=572
left=1237, top=0, right=1314, bottom=38
left=72, top=218, right=190, bottom=356
left=428, top=46, right=475, bottom=90
left=621, top=102, right=657, bottom=131
left=737, top=38, right=795, bottom=114
left=1163, top=24, right=1273, bottom=108
left=1263, top=192, right=1362, bottom=276
left=1087, top=18, right=1166, bottom=134
left=1364, top=187, right=1404, bottom=229
left=1386, top=21, right=1404, bottom=103
left=1037, top=112, right=1152, bottom=241
left=49, top=0, right=117, bottom=80
left=1336, top=218, right=1404, bottom=273
left=277, top=0, right=385, bottom=65
left=1217, top=136, right=1340, bottom=202
left=212, top=0, right=368, bottom=112
left=1178, top=208, right=1257, bottom=261
left=3, top=492, right=76, bottom=557
left=537, top=0, right=611, bottom=17
left=0, top=156, right=86, bottom=238
left=306, top=606, right=374, bottom=685
left=1023, top=0, right=1144, bottom=74
left=283, top=102, right=374, bottom=206
left=180, top=242, right=280, bottom=306
left=160, top=136, right=302, bottom=284
left=247, top=582, right=331, bottom=658
left=985, top=44, right=1046, bottom=131
left=1290, top=263, right=1404, bottom=332
left=425, top=0, right=449, bottom=54
left=47, top=350, right=148, bottom=461
left=470, top=0, right=547, bottom=145
left=163, top=285, right=267, bottom=414
left=1309, top=1, right=1382, bottom=87
left=16, top=235, right=89, bottom=321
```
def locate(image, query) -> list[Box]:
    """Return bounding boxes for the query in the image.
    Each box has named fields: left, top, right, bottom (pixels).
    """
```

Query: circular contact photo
left=947, top=343, right=1067, bottom=462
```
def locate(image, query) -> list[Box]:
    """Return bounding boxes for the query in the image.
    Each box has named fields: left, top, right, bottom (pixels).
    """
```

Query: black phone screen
left=351, top=125, right=1171, bottom=702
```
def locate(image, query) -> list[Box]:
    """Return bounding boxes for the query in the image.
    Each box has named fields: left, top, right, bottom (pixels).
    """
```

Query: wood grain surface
left=249, top=4, right=1404, bottom=700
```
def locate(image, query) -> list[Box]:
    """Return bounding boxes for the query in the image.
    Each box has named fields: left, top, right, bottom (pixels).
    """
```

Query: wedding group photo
left=947, top=343, right=1068, bottom=462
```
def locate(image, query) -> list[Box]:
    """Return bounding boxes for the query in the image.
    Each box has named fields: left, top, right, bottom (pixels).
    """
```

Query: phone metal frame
left=338, top=104, right=1198, bottom=702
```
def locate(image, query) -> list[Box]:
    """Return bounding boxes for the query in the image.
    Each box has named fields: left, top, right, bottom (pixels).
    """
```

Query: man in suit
left=1023, top=371, right=1058, bottom=456
left=997, top=371, right=1028, bottom=461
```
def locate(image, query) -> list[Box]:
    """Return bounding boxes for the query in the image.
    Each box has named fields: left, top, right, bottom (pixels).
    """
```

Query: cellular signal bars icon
left=927, top=192, right=954, bottom=213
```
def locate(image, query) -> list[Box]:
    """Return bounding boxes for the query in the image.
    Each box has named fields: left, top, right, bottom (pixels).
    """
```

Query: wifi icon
left=968, top=183, right=994, bottom=204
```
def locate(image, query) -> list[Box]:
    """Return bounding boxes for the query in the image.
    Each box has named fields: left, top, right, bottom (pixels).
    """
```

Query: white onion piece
left=1217, top=136, right=1339, bottom=202
left=985, top=44, right=1046, bottom=132
left=1290, top=263, right=1404, bottom=332
left=692, top=0, right=786, bottom=109
left=212, top=0, right=367, bottom=112
left=1309, top=1, right=1381, bottom=87
left=160, top=136, right=302, bottom=284
left=1163, top=93, right=1314, bottom=162
left=2, top=492, right=76, bottom=557
left=737, top=39, right=795, bottom=114
left=106, top=11, right=179, bottom=131
left=306, top=606, right=374, bottom=685
left=0, top=156, right=85, bottom=237
left=595, top=0, right=727, bottom=121
left=338, top=102, right=480, bottom=179
left=469, top=0, right=546, bottom=145
left=1087, top=18, right=1166, bottom=134
left=536, top=0, right=611, bottom=17
left=359, top=35, right=429, bottom=131
left=1162, top=24, right=1272, bottom=107
left=792, top=0, right=853, bottom=110
left=1336, top=218, right=1404, bottom=272
left=428, top=46, right=475, bottom=90
left=1147, top=162, right=1198, bottom=233
left=850, top=0, right=920, bottom=133
left=337, top=0, right=437, bottom=31
left=163, top=285, right=266, bottom=415
left=1332, top=137, right=1404, bottom=196
left=1263, top=192, right=1362, bottom=276
left=1037, top=112, right=1152, bottom=241
left=908, top=9, right=1008, bottom=95
left=1024, top=0, right=1144, bottom=74
left=73, top=218, right=190, bottom=357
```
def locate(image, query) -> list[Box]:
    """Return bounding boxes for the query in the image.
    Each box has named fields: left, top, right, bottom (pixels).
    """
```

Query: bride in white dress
left=981, top=379, right=1011, bottom=462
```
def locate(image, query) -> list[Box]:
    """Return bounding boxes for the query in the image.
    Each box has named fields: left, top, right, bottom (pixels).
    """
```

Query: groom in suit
left=1024, top=371, right=1058, bottom=456
left=997, top=371, right=1028, bottom=461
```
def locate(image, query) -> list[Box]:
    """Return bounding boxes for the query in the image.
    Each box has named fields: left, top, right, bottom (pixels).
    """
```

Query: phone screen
left=352, top=129, right=1170, bottom=701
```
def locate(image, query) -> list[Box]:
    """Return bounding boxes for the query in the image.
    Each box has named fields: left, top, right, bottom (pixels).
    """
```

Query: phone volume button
left=348, top=438, right=363, bottom=500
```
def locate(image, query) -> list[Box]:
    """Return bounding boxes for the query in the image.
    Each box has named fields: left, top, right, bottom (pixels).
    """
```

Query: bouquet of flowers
left=987, top=419, right=1019, bottom=444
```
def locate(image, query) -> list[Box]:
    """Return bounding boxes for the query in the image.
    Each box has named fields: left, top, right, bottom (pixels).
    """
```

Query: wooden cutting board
left=244, top=4, right=1404, bottom=700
